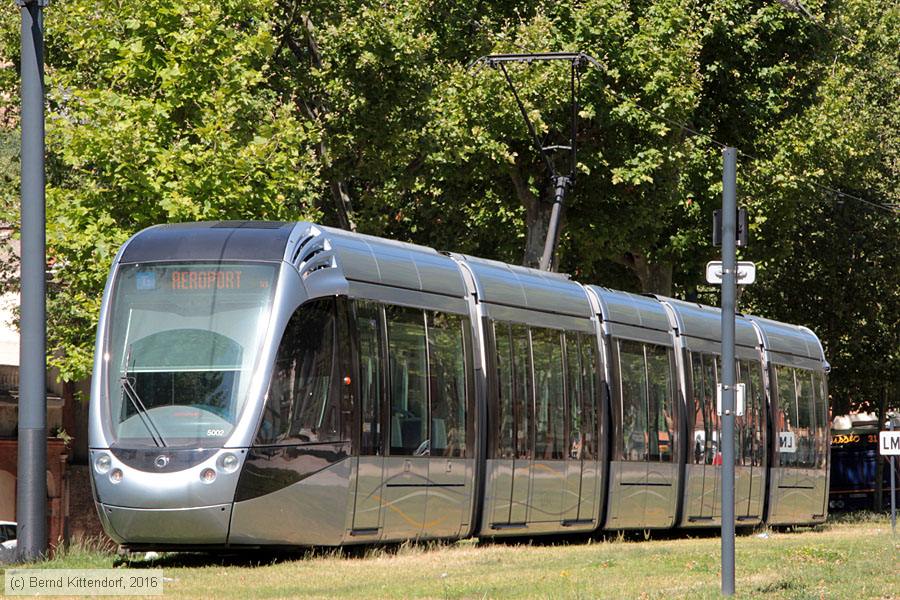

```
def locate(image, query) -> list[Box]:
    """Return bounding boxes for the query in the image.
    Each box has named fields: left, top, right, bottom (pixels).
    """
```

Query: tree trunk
left=280, top=9, right=356, bottom=231
left=328, top=180, right=356, bottom=232
left=523, top=201, right=553, bottom=269
left=509, top=162, right=556, bottom=269
left=619, top=251, right=674, bottom=296
left=61, top=381, right=76, bottom=440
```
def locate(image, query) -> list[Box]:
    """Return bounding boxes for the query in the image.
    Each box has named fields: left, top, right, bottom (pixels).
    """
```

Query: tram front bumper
left=97, top=502, right=232, bottom=546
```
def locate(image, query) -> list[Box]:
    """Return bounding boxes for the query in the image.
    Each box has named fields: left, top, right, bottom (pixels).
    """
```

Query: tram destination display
left=133, top=264, right=273, bottom=293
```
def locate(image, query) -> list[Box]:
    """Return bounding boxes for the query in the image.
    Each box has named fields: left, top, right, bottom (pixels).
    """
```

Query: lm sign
left=880, top=431, right=900, bottom=456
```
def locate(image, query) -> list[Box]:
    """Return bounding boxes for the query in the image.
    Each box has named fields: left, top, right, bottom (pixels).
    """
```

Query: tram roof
left=747, top=315, right=827, bottom=366
left=119, top=223, right=825, bottom=369
left=661, top=297, right=759, bottom=349
left=288, top=223, right=467, bottom=298
left=587, top=287, right=670, bottom=332
left=452, top=255, right=593, bottom=318
left=120, top=221, right=295, bottom=263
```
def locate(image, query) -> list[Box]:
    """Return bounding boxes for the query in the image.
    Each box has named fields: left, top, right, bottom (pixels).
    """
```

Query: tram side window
left=795, top=368, right=816, bottom=469
left=258, top=298, right=341, bottom=445
left=580, top=335, right=598, bottom=461
left=813, top=372, right=828, bottom=469
left=619, top=340, right=648, bottom=461
left=750, top=362, right=769, bottom=466
left=494, top=322, right=515, bottom=458
left=735, top=361, right=756, bottom=467
left=428, top=311, right=467, bottom=458
left=565, top=333, right=583, bottom=460
left=386, top=306, right=429, bottom=456
left=690, top=353, right=719, bottom=465
left=776, top=365, right=799, bottom=466
left=533, top=328, right=565, bottom=460
left=739, top=360, right=766, bottom=467
left=646, top=344, right=674, bottom=462
left=734, top=362, right=746, bottom=466
left=355, top=301, right=382, bottom=455
left=511, top=325, right=532, bottom=459
left=492, top=323, right=516, bottom=458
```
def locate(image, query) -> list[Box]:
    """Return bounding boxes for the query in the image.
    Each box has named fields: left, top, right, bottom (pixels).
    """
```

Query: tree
left=264, top=0, right=899, bottom=412
left=0, top=0, right=894, bottom=414
left=0, top=0, right=322, bottom=381
left=739, top=0, right=899, bottom=414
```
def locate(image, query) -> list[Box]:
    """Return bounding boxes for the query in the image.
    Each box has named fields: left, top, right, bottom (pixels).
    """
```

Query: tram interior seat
left=432, top=418, right=447, bottom=453
left=392, top=414, right=402, bottom=450
left=401, top=418, right=422, bottom=452
left=391, top=412, right=425, bottom=454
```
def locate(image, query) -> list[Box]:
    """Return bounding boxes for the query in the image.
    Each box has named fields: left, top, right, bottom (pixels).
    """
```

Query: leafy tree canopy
left=0, top=0, right=895, bottom=413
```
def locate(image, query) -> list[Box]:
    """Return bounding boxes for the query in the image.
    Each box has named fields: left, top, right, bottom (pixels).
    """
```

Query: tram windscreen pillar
left=720, top=147, right=737, bottom=596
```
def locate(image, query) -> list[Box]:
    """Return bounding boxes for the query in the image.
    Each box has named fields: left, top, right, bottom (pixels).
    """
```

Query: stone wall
left=66, top=465, right=109, bottom=544
left=0, top=439, right=69, bottom=550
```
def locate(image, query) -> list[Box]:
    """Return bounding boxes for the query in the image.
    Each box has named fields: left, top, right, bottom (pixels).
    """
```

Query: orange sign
left=171, top=270, right=242, bottom=290
left=831, top=433, right=878, bottom=446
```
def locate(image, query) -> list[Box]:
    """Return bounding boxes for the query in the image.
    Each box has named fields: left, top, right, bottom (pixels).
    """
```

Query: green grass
left=3, top=516, right=898, bottom=599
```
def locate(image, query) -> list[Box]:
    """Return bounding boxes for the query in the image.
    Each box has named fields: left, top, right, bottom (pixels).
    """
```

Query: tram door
left=562, top=333, right=598, bottom=523
left=530, top=329, right=566, bottom=523
left=381, top=306, right=430, bottom=539
left=769, top=365, right=826, bottom=523
left=685, top=354, right=761, bottom=525
left=350, top=302, right=384, bottom=536
left=422, top=311, right=470, bottom=539
left=689, top=353, right=722, bottom=522
left=508, top=325, right=532, bottom=524
left=737, top=359, right=766, bottom=521
left=489, top=323, right=532, bottom=527
left=609, top=340, right=677, bottom=528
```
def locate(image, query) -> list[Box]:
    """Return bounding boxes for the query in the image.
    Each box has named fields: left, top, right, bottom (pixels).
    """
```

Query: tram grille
left=291, top=226, right=337, bottom=279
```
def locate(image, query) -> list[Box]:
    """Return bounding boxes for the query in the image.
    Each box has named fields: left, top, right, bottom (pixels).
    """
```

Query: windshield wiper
left=120, top=346, right=167, bottom=448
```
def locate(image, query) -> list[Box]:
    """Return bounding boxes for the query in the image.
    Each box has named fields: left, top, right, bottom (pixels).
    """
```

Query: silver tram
left=88, top=222, right=830, bottom=548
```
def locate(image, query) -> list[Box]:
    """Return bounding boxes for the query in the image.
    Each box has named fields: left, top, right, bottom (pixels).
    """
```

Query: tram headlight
left=109, top=468, right=123, bottom=484
left=220, top=453, right=239, bottom=473
left=94, top=453, right=111, bottom=474
left=200, top=468, right=217, bottom=484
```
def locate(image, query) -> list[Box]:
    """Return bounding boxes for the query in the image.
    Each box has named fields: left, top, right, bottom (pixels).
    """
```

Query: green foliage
left=0, top=0, right=894, bottom=410
left=0, top=0, right=322, bottom=380
left=738, top=0, right=899, bottom=411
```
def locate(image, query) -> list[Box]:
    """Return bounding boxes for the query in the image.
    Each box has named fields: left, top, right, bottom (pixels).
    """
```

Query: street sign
left=712, top=208, right=749, bottom=247
left=778, top=431, right=797, bottom=453
left=706, top=261, right=756, bottom=285
left=880, top=431, right=900, bottom=455
left=716, top=383, right=745, bottom=416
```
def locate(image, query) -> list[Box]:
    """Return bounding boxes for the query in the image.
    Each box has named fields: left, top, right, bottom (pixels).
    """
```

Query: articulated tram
left=89, top=222, right=830, bottom=549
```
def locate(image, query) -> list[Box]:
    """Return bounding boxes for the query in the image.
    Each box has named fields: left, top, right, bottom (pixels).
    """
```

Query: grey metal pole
left=539, top=175, right=570, bottom=271
left=720, top=147, right=737, bottom=596
left=15, top=0, right=48, bottom=562
left=890, top=420, right=896, bottom=535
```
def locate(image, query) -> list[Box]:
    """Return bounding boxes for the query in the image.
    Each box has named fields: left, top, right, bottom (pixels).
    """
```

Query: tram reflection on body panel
left=88, top=222, right=829, bottom=549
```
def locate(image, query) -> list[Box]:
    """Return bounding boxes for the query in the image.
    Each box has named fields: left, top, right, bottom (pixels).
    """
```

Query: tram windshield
left=105, top=262, right=278, bottom=447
